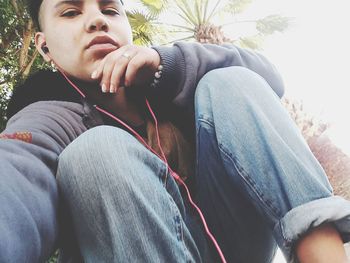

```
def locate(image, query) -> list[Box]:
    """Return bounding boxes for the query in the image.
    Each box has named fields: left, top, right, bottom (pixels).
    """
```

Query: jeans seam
left=167, top=193, right=193, bottom=262
left=154, top=155, right=169, bottom=187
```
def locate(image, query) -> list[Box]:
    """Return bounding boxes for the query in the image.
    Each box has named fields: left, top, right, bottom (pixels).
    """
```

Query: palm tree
left=128, top=0, right=291, bottom=48
left=126, top=0, right=169, bottom=45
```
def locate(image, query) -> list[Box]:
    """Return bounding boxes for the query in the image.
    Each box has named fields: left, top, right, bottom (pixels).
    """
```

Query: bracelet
left=150, top=64, right=163, bottom=89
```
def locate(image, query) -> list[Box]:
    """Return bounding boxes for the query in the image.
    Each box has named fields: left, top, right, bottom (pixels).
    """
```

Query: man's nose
left=86, top=16, right=109, bottom=32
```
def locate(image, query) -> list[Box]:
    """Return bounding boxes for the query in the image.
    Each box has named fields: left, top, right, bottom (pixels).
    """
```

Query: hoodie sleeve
left=0, top=101, right=87, bottom=263
left=152, top=42, right=285, bottom=109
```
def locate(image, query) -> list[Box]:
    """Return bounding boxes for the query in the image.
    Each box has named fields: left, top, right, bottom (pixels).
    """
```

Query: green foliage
left=46, top=250, right=58, bottom=263
left=0, top=0, right=27, bottom=39
left=238, top=34, right=264, bottom=50
left=235, top=14, right=291, bottom=50
left=127, top=10, right=157, bottom=45
left=139, top=0, right=168, bottom=16
left=225, top=0, right=253, bottom=14
left=0, top=0, right=47, bottom=130
left=0, top=0, right=42, bottom=77
left=0, top=83, right=11, bottom=131
left=256, top=15, right=291, bottom=35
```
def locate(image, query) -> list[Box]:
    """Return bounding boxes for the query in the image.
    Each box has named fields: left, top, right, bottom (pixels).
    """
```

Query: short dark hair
left=27, top=0, right=43, bottom=30
left=26, top=0, right=125, bottom=30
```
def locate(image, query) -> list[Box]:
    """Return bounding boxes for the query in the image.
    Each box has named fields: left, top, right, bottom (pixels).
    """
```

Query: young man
left=1, top=0, right=349, bottom=262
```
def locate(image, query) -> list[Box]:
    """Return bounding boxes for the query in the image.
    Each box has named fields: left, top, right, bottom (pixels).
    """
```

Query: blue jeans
left=57, top=67, right=350, bottom=262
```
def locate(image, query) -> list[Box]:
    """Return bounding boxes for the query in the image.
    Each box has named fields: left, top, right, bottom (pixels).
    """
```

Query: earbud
left=41, top=45, right=55, bottom=67
left=42, top=46, right=49, bottom=54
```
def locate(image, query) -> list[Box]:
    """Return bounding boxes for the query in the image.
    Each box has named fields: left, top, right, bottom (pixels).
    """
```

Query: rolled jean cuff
left=273, top=196, right=350, bottom=261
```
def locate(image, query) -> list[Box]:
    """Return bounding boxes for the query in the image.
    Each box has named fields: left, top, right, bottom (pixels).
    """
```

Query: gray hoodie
left=0, top=42, right=284, bottom=262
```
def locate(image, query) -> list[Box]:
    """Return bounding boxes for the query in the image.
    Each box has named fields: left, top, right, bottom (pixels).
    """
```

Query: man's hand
left=91, top=44, right=161, bottom=93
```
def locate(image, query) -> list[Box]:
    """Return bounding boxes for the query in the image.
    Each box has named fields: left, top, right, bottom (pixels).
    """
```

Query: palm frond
left=153, top=22, right=195, bottom=32
left=194, top=0, right=203, bottom=25
left=207, top=0, right=223, bottom=22
left=127, top=10, right=158, bottom=45
left=177, top=11, right=197, bottom=27
left=139, top=0, right=168, bottom=16
left=133, top=31, right=153, bottom=46
left=238, top=34, right=264, bottom=50
left=202, top=0, right=210, bottom=22
left=127, top=9, right=156, bottom=27
left=174, top=0, right=198, bottom=26
left=256, top=15, right=291, bottom=35
left=223, top=0, right=253, bottom=15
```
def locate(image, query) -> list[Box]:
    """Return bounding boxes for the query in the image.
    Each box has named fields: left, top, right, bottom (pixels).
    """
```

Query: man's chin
left=68, top=73, right=99, bottom=86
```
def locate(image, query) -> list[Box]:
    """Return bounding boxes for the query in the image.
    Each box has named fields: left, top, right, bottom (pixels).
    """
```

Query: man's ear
left=35, top=32, right=51, bottom=62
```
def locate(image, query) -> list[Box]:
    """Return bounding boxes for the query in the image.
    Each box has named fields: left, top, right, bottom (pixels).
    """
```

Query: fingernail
left=91, top=71, right=97, bottom=79
left=101, top=83, right=107, bottom=93
left=110, top=84, right=115, bottom=93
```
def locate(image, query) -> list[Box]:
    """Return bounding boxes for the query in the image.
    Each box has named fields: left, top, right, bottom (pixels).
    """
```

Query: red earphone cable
left=95, top=102, right=227, bottom=263
left=57, top=67, right=227, bottom=263
left=145, top=99, right=227, bottom=263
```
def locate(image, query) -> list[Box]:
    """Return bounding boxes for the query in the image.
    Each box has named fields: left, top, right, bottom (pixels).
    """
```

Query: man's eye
left=102, top=9, right=119, bottom=16
left=61, top=10, right=80, bottom=17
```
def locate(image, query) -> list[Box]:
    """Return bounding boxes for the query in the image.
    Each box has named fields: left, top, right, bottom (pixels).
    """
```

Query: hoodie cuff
left=150, top=45, right=186, bottom=101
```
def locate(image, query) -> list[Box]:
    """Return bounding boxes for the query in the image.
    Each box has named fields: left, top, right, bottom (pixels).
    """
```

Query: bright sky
left=235, top=0, right=350, bottom=155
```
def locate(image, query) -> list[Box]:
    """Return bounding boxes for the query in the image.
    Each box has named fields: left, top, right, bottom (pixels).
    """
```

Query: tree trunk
left=195, top=23, right=232, bottom=44
left=22, top=50, right=39, bottom=78
left=19, top=20, right=35, bottom=79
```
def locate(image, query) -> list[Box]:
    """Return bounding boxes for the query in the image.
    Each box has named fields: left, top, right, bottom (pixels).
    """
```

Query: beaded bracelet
left=150, top=64, right=163, bottom=89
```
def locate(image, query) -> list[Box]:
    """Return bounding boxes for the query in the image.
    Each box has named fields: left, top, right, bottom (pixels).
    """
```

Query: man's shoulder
left=7, top=70, right=82, bottom=119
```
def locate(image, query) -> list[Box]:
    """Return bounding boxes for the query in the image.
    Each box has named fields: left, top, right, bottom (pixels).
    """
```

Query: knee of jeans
left=196, top=66, right=270, bottom=102
left=57, top=126, right=147, bottom=194
left=194, top=66, right=275, bottom=119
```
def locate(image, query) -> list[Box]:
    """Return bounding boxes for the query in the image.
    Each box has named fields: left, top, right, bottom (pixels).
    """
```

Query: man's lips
left=88, top=43, right=117, bottom=51
left=86, top=35, right=119, bottom=50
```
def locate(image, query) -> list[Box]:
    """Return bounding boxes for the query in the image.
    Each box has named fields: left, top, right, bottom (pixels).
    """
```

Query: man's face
left=36, top=0, right=132, bottom=82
